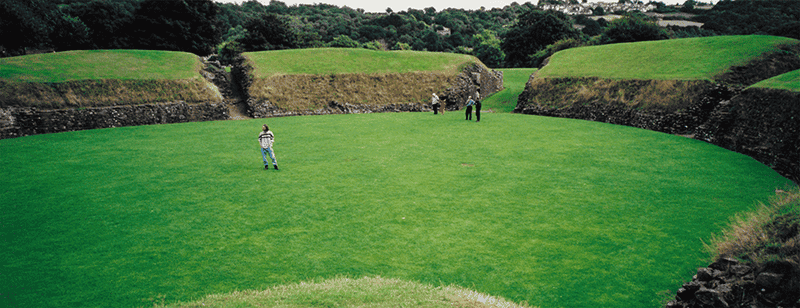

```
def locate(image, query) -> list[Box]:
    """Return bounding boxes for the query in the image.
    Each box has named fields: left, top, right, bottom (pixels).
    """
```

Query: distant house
left=658, top=20, right=704, bottom=27
left=540, top=1, right=656, bottom=15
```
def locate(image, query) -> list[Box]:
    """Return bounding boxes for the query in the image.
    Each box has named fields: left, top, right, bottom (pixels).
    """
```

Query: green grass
left=159, top=276, right=530, bottom=307
left=0, top=50, right=203, bottom=83
left=482, top=68, right=537, bottom=113
left=750, top=69, right=800, bottom=92
left=1, top=113, right=793, bottom=308
left=537, top=35, right=799, bottom=80
left=244, top=48, right=480, bottom=78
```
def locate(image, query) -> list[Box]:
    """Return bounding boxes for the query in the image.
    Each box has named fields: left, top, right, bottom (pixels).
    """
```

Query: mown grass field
left=0, top=50, right=202, bottom=82
left=482, top=68, right=537, bottom=113
left=244, top=48, right=479, bottom=78
left=751, top=69, right=800, bottom=91
left=1, top=112, right=792, bottom=308
left=537, top=35, right=799, bottom=80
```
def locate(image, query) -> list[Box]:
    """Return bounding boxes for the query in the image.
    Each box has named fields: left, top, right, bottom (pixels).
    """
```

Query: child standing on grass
left=258, top=124, right=278, bottom=170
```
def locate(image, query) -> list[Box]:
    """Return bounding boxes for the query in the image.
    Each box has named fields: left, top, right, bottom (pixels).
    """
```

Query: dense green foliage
left=537, top=36, right=799, bottom=80
left=697, top=0, right=800, bottom=40
left=3, top=0, right=797, bottom=68
left=1, top=113, right=793, bottom=308
left=501, top=9, right=581, bottom=67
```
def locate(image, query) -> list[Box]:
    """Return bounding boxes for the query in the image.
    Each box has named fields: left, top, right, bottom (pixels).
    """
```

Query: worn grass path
left=0, top=112, right=792, bottom=308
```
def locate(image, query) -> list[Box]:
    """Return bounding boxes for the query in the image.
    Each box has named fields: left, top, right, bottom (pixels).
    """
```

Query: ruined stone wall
left=516, top=78, right=799, bottom=184
left=0, top=102, right=229, bottom=139
left=235, top=55, right=504, bottom=117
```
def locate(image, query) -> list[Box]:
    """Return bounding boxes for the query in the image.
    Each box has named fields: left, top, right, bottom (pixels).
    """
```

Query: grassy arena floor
left=1, top=112, right=792, bottom=308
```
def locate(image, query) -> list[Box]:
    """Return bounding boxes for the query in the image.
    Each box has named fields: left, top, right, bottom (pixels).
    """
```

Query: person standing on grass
left=465, top=96, right=475, bottom=121
left=432, top=93, right=441, bottom=115
left=475, top=93, right=482, bottom=122
left=258, top=124, right=278, bottom=170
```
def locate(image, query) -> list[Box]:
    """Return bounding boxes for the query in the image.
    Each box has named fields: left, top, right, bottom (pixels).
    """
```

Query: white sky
left=214, top=0, right=687, bottom=13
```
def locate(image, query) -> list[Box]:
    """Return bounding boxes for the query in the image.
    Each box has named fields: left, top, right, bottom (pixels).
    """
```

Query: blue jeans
left=261, top=147, right=277, bottom=166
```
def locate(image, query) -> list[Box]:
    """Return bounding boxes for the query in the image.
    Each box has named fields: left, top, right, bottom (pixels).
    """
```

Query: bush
left=600, top=14, right=668, bottom=44
left=391, top=42, right=411, bottom=50
left=329, top=35, right=360, bottom=48
left=361, top=40, right=383, bottom=51
left=530, top=37, right=587, bottom=68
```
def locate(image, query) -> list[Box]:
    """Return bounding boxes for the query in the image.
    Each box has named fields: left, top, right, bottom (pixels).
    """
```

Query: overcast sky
left=213, top=0, right=688, bottom=13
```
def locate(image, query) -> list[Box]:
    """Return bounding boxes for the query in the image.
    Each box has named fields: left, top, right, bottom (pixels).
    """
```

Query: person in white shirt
left=258, top=124, right=278, bottom=170
left=432, top=93, right=441, bottom=114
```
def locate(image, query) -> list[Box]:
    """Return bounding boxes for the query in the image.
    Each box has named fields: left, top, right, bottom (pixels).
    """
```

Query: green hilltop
left=537, top=35, right=799, bottom=81
left=243, top=48, right=480, bottom=78
left=0, top=50, right=203, bottom=83
left=0, top=50, right=220, bottom=108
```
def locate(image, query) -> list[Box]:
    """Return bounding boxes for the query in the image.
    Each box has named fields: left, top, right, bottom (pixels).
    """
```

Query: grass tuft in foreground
left=707, top=187, right=800, bottom=267
left=157, top=276, right=533, bottom=308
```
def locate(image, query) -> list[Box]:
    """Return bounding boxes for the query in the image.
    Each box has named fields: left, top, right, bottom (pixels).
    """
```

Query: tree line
left=1, top=0, right=797, bottom=68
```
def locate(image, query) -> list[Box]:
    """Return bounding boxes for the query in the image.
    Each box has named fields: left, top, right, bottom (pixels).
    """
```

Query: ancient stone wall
left=245, top=65, right=503, bottom=118
left=0, top=102, right=229, bottom=139
left=666, top=257, right=800, bottom=308
left=516, top=78, right=799, bottom=184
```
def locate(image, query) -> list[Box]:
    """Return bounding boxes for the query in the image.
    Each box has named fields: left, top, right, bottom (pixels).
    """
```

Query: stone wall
left=437, top=63, right=504, bottom=111
left=516, top=78, right=799, bottom=184
left=235, top=55, right=504, bottom=117
left=0, top=101, right=229, bottom=139
left=666, top=257, right=800, bottom=308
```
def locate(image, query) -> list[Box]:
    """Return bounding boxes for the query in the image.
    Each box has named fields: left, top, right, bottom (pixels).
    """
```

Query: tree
left=238, top=13, right=297, bottom=51
left=600, top=14, right=668, bottom=44
left=50, top=13, right=91, bottom=51
left=64, top=0, right=137, bottom=49
left=0, top=0, right=58, bottom=56
left=473, top=29, right=505, bottom=67
left=132, top=0, right=221, bottom=55
left=501, top=10, right=580, bottom=67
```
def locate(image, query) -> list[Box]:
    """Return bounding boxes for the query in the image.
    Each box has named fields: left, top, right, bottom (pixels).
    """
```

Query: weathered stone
left=755, top=272, right=783, bottom=289
left=695, top=287, right=729, bottom=307
left=697, top=268, right=715, bottom=282
left=0, top=102, right=229, bottom=139
left=709, top=257, right=740, bottom=271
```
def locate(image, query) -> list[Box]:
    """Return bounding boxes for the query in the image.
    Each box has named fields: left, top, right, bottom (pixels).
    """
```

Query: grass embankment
left=537, top=36, right=799, bottom=81
left=1, top=112, right=792, bottom=308
left=482, top=68, right=538, bottom=113
left=521, top=36, right=800, bottom=112
left=751, top=69, right=800, bottom=92
left=0, top=50, right=221, bottom=108
left=708, top=187, right=800, bottom=269
left=241, top=48, right=483, bottom=110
